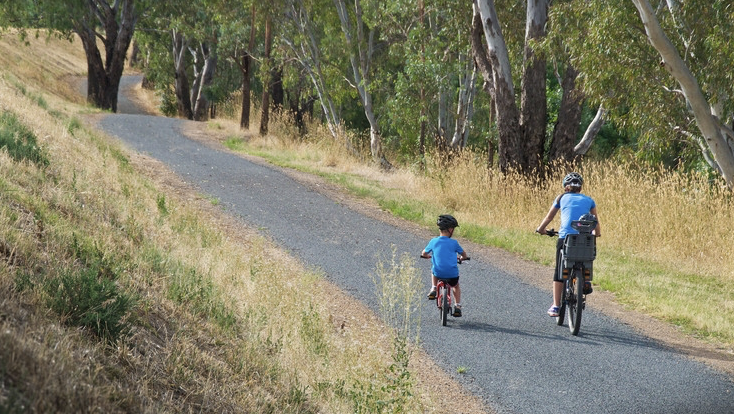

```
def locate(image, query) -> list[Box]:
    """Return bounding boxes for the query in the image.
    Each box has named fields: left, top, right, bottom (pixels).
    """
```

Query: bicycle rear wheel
left=566, top=271, right=583, bottom=335
left=439, top=286, right=449, bottom=326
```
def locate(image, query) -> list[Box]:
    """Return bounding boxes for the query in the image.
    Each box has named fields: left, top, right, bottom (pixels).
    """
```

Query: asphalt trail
left=93, top=88, right=734, bottom=413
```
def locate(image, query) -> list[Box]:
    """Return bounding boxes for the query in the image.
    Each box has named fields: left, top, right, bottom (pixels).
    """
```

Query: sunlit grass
left=215, top=103, right=734, bottom=348
left=0, top=34, right=468, bottom=412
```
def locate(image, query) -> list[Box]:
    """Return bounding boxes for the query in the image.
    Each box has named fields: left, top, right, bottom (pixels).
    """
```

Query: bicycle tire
left=440, top=286, right=449, bottom=326
left=556, top=269, right=566, bottom=325
left=556, top=297, right=566, bottom=326
left=567, top=270, right=583, bottom=335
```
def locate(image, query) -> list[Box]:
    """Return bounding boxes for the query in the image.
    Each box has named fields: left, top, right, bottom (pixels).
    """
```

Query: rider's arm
left=590, top=207, right=601, bottom=237
left=459, top=250, right=469, bottom=261
left=536, top=206, right=559, bottom=234
left=420, top=250, right=432, bottom=259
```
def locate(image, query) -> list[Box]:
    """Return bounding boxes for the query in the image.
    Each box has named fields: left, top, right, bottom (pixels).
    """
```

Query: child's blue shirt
left=424, top=236, right=464, bottom=278
left=554, top=192, right=596, bottom=239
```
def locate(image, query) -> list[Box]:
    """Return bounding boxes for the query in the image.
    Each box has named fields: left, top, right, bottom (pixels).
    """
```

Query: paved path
left=93, top=82, right=734, bottom=414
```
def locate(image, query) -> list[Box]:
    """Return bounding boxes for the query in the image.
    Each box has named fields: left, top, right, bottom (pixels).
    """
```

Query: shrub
left=44, top=265, right=134, bottom=343
left=0, top=111, right=49, bottom=167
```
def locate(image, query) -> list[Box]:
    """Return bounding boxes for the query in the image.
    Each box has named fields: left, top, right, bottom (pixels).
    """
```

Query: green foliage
left=549, top=0, right=734, bottom=172
left=0, top=110, right=49, bottom=167
left=156, top=194, right=169, bottom=217
left=44, top=264, right=134, bottom=343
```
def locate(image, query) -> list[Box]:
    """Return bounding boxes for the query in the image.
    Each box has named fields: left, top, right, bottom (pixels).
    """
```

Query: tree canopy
left=4, top=0, right=734, bottom=187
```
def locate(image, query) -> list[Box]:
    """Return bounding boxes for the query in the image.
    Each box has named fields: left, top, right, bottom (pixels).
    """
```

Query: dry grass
left=220, top=107, right=734, bottom=348
left=0, top=33, right=483, bottom=412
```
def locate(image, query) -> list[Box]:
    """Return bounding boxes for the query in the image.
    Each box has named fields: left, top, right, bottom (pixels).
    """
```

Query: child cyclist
left=536, top=172, right=601, bottom=317
left=421, top=214, right=469, bottom=317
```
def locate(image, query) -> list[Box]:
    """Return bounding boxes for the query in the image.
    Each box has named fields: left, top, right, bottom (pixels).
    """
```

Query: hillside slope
left=0, top=33, right=488, bottom=413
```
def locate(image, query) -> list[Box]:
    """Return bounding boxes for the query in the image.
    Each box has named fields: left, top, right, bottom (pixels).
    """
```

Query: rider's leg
left=553, top=281, right=563, bottom=307
left=453, top=283, right=461, bottom=307
left=427, top=274, right=438, bottom=299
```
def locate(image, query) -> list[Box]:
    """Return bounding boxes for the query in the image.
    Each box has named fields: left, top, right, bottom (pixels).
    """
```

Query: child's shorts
left=434, top=276, right=459, bottom=287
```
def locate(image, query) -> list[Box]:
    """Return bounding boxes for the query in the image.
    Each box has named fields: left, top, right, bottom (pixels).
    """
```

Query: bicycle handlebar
left=537, top=228, right=558, bottom=237
left=419, top=255, right=470, bottom=263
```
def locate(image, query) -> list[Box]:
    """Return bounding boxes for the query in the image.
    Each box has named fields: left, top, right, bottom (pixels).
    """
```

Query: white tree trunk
left=284, top=0, right=343, bottom=142
left=632, top=0, right=734, bottom=189
left=451, top=58, right=477, bottom=148
left=475, top=0, right=514, bottom=96
left=574, top=106, right=606, bottom=156
left=334, top=0, right=390, bottom=168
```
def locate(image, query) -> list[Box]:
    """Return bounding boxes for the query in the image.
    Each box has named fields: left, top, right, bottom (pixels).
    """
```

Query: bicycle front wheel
left=566, top=271, right=583, bottom=335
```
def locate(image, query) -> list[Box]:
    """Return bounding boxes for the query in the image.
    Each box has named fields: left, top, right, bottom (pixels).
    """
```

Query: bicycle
left=538, top=219, right=596, bottom=335
left=421, top=257, right=469, bottom=326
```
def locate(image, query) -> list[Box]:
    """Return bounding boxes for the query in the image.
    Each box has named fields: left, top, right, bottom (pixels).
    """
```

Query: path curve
left=88, top=77, right=734, bottom=414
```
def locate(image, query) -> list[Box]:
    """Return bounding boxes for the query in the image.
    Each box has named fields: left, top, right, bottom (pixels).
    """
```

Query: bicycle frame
left=435, top=279, right=453, bottom=326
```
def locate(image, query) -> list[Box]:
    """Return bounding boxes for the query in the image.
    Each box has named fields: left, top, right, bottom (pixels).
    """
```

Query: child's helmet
left=562, top=172, right=583, bottom=188
left=437, top=214, right=459, bottom=230
left=578, top=213, right=597, bottom=227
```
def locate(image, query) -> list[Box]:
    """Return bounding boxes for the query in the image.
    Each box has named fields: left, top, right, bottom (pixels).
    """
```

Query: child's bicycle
left=539, top=218, right=597, bottom=335
left=422, top=257, right=469, bottom=326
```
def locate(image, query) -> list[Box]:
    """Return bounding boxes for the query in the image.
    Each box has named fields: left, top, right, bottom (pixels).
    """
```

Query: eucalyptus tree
left=0, top=0, right=147, bottom=112
left=554, top=0, right=734, bottom=188
left=333, top=0, right=393, bottom=167
left=209, top=0, right=259, bottom=129
left=139, top=0, right=219, bottom=120
left=361, top=0, right=482, bottom=164
left=282, top=0, right=357, bottom=151
left=473, top=0, right=593, bottom=172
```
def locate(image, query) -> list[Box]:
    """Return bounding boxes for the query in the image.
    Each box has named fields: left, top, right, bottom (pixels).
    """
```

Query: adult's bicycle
left=539, top=218, right=596, bottom=335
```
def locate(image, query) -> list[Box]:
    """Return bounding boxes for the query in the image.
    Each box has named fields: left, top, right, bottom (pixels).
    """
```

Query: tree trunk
left=549, top=64, right=583, bottom=162
left=260, top=17, right=272, bottom=136
left=476, top=0, right=522, bottom=172
left=241, top=4, right=256, bottom=130
left=335, top=0, right=391, bottom=168
left=193, top=42, right=217, bottom=121
left=520, top=0, right=549, bottom=172
left=574, top=106, right=606, bottom=156
left=272, top=66, right=284, bottom=113
left=632, top=0, right=734, bottom=189
left=172, top=30, right=193, bottom=120
left=451, top=58, right=478, bottom=149
left=73, top=0, right=136, bottom=113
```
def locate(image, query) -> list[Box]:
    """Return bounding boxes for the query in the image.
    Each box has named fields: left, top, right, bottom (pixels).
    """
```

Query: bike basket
left=563, top=234, right=596, bottom=263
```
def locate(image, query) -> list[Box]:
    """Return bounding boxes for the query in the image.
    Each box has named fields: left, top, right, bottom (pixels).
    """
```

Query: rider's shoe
left=453, top=305, right=462, bottom=317
left=427, top=289, right=436, bottom=300
left=547, top=306, right=560, bottom=317
left=583, top=282, right=593, bottom=294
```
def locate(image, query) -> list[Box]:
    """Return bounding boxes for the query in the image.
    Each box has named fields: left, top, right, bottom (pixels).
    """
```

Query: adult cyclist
left=536, top=172, right=601, bottom=317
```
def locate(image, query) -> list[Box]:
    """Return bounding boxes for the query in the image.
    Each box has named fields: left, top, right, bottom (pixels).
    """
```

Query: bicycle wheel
left=556, top=271, right=566, bottom=326
left=556, top=294, right=566, bottom=326
left=566, top=270, right=583, bottom=335
left=440, top=286, right=449, bottom=326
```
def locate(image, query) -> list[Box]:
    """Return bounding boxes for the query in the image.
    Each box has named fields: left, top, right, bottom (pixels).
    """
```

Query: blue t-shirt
left=424, top=236, right=464, bottom=278
left=554, top=192, right=596, bottom=239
